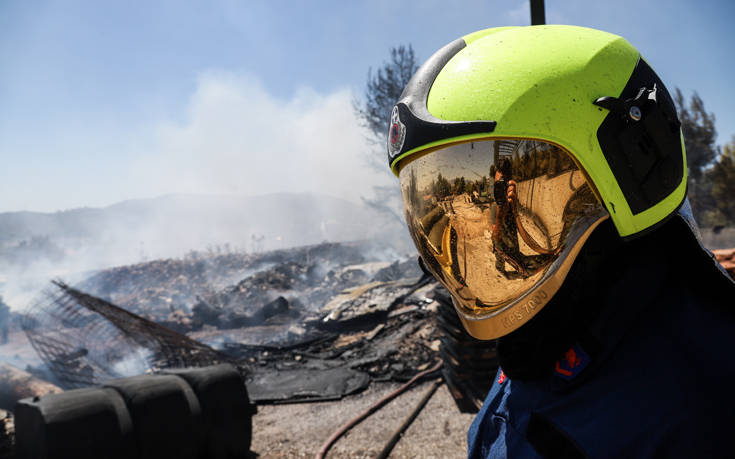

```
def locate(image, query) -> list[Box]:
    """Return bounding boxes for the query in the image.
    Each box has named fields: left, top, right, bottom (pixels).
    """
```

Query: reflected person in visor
left=388, top=25, right=735, bottom=458
left=491, top=156, right=558, bottom=279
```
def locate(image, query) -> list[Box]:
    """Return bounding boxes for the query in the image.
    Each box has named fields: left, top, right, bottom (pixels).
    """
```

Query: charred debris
left=22, top=241, right=497, bottom=411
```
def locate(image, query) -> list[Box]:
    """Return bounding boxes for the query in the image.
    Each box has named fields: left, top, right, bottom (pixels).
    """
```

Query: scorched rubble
left=27, top=241, right=499, bottom=405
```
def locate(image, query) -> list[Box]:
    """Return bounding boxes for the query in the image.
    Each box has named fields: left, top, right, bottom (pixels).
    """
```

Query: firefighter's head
left=388, top=25, right=687, bottom=339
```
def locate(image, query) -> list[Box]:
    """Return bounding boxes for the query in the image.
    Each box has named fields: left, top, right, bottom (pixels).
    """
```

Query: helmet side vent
left=594, top=59, right=684, bottom=215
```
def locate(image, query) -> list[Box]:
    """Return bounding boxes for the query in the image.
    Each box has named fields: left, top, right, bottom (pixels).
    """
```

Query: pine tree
left=354, top=45, right=418, bottom=143
left=354, top=45, right=419, bottom=230
left=703, top=139, right=735, bottom=226
left=674, top=89, right=719, bottom=222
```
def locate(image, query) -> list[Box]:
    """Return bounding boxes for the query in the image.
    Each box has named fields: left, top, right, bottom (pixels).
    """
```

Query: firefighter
left=387, top=25, right=735, bottom=457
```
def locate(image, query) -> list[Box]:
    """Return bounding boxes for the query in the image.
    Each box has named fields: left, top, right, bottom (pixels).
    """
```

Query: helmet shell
left=390, top=25, right=687, bottom=238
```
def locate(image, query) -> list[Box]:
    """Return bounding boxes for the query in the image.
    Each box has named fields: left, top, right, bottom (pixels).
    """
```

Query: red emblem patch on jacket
left=554, top=343, right=590, bottom=381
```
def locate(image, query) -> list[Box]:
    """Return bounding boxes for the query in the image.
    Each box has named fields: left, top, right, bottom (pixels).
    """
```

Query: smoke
left=0, top=71, right=411, bottom=310
left=136, top=70, right=393, bottom=202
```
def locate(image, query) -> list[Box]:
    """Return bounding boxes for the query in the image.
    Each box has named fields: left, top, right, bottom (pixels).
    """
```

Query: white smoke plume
left=136, top=70, right=393, bottom=202
left=0, top=71, right=407, bottom=310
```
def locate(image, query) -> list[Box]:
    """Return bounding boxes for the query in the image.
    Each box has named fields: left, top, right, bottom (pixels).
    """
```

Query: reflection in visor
left=399, top=139, right=607, bottom=319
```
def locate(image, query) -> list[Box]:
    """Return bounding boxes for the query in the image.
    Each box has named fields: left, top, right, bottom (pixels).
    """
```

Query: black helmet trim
left=594, top=58, right=684, bottom=215
left=387, top=38, right=496, bottom=166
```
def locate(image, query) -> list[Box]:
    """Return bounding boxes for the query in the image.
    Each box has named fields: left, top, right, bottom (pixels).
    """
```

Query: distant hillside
left=0, top=192, right=407, bottom=261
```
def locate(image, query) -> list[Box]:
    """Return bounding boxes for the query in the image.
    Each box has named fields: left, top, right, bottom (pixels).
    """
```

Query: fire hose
left=376, top=377, right=443, bottom=459
left=315, top=360, right=443, bottom=459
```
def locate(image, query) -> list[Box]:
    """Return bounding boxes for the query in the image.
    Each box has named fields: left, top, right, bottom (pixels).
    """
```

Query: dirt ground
left=251, top=379, right=477, bottom=458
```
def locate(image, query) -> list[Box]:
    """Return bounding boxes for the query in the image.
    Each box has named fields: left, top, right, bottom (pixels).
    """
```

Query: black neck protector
left=496, top=219, right=665, bottom=380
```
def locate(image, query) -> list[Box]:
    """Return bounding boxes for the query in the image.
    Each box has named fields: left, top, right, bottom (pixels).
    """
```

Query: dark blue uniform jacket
left=468, top=237, right=735, bottom=458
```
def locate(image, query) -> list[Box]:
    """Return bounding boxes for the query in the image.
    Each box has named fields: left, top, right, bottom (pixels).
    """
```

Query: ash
left=22, top=241, right=496, bottom=409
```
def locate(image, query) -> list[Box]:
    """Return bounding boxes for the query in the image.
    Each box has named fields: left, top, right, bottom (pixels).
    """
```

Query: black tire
left=164, top=364, right=255, bottom=458
left=104, top=374, right=203, bottom=459
left=15, top=387, right=137, bottom=459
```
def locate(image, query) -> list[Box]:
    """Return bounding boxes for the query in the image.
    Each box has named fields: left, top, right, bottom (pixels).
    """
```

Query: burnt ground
left=11, top=225, right=735, bottom=457
left=19, top=241, right=497, bottom=457
left=251, top=381, right=476, bottom=458
left=77, top=241, right=407, bottom=329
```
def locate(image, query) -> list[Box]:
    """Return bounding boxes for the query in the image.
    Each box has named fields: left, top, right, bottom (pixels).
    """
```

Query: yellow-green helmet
left=389, top=25, right=688, bottom=339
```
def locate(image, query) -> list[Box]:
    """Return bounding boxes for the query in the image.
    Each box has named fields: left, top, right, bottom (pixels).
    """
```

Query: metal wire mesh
left=22, top=281, right=228, bottom=389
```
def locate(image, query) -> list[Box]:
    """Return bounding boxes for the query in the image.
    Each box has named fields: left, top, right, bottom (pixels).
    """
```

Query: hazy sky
left=2, top=0, right=733, bottom=213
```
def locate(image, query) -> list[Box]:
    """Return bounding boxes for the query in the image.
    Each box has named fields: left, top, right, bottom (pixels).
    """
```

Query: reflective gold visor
left=398, top=139, right=608, bottom=339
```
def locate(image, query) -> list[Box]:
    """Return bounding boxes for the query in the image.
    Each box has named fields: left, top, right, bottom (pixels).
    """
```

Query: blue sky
left=1, top=0, right=733, bottom=213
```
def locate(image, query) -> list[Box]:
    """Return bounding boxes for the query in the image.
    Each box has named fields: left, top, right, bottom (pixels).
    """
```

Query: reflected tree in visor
left=399, top=139, right=608, bottom=338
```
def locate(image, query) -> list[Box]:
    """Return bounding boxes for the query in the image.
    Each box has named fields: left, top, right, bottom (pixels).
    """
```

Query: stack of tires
left=14, top=364, right=256, bottom=459
left=435, top=287, right=498, bottom=413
